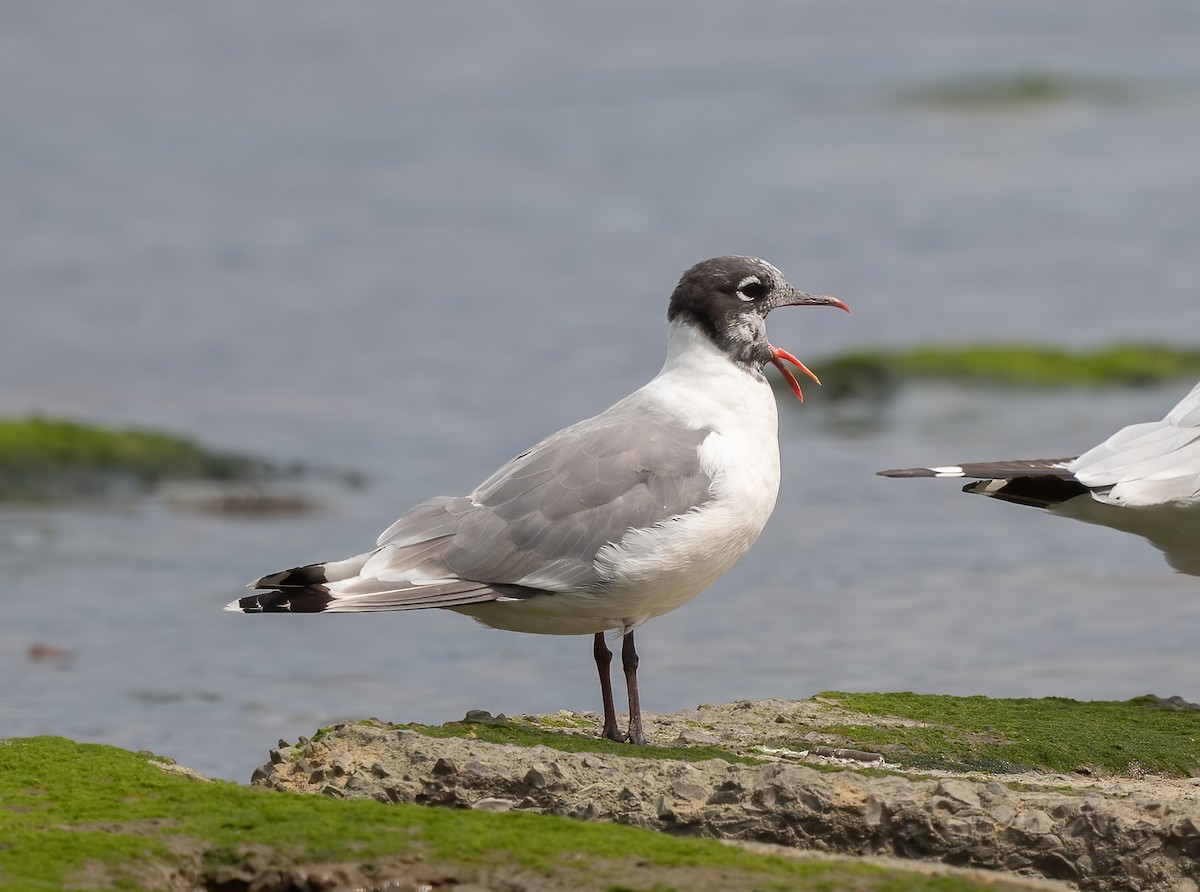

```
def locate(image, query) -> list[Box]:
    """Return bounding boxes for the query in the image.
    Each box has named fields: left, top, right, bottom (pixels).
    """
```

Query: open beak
left=770, top=348, right=820, bottom=403
left=768, top=289, right=850, bottom=402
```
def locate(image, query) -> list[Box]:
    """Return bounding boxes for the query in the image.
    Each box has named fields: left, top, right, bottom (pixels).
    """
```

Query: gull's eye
left=736, top=276, right=767, bottom=301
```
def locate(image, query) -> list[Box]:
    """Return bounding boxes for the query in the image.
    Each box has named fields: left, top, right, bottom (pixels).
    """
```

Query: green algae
left=893, top=344, right=1200, bottom=386
left=0, top=416, right=267, bottom=498
left=806, top=692, right=1200, bottom=776
left=809, top=343, right=1200, bottom=399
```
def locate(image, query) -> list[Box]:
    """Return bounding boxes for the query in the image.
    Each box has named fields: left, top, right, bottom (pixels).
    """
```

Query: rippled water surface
left=3, top=1, right=1200, bottom=781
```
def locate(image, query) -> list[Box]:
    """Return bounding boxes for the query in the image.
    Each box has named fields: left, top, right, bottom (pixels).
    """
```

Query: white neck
left=657, top=319, right=765, bottom=383
left=627, top=320, right=777, bottom=435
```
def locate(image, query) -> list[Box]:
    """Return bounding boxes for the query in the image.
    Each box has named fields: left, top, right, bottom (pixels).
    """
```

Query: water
left=3, top=1, right=1199, bottom=781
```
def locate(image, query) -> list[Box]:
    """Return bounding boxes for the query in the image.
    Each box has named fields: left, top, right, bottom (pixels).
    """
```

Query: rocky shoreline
left=252, top=699, right=1200, bottom=892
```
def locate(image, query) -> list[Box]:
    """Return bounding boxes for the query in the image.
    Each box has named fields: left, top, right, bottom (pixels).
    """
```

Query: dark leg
left=594, top=632, right=622, bottom=742
left=621, top=630, right=646, bottom=745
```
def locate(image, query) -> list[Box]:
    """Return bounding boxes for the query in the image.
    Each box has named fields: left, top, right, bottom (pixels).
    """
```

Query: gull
left=226, top=256, right=848, bottom=744
left=879, top=380, right=1200, bottom=576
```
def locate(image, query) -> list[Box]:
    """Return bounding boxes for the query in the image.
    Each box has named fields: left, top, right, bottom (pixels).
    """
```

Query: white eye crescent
left=736, top=276, right=767, bottom=301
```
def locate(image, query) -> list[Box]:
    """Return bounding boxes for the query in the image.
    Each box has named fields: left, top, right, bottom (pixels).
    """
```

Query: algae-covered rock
left=0, top=416, right=270, bottom=500
left=253, top=696, right=1200, bottom=892
left=804, top=343, right=1200, bottom=404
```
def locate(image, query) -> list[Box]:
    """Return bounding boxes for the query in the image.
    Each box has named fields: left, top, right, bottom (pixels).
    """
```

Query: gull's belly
left=450, top=512, right=761, bottom=636
left=454, top=424, right=781, bottom=636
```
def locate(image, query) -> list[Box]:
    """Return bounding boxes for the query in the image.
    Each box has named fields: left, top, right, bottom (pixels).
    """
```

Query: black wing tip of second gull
left=963, top=475, right=1092, bottom=509
left=226, top=589, right=334, bottom=613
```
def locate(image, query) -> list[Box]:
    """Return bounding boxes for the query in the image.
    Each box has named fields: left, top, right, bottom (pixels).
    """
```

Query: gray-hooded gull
left=879, top=380, right=1200, bottom=576
left=227, top=256, right=849, bottom=744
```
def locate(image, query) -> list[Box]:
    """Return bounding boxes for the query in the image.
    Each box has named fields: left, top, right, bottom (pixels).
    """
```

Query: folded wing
left=231, top=405, right=713, bottom=614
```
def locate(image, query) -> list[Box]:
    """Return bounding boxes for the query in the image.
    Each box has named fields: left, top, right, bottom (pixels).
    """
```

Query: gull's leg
left=594, top=632, right=622, bottom=742
left=621, top=630, right=646, bottom=745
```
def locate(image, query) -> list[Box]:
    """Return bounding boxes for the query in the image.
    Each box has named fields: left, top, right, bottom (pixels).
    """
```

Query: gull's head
left=666, top=256, right=850, bottom=401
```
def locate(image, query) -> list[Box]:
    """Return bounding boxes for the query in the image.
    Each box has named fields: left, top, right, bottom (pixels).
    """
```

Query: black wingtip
left=963, top=476, right=1090, bottom=509
left=877, top=467, right=940, bottom=478
left=226, top=588, right=335, bottom=613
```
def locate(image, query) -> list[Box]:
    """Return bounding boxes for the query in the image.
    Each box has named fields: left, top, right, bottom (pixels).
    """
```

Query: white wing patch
left=929, top=465, right=966, bottom=477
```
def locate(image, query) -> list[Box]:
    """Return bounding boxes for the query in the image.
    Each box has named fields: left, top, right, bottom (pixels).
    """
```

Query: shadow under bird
left=879, top=380, right=1200, bottom=576
left=227, top=256, right=849, bottom=744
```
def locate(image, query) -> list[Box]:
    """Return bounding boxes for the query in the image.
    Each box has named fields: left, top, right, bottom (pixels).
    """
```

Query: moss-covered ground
left=8, top=692, right=1194, bottom=886
left=807, top=692, right=1200, bottom=776
left=0, top=736, right=1011, bottom=891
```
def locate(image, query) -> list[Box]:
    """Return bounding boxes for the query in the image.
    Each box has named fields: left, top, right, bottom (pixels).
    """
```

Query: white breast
left=602, top=335, right=779, bottom=580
